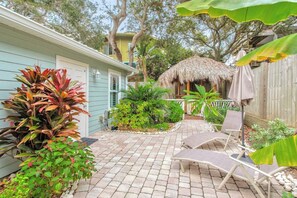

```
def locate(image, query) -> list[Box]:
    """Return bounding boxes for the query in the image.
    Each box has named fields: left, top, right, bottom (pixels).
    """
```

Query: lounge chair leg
left=218, top=164, right=239, bottom=189
left=180, top=161, right=185, bottom=173
left=268, top=179, right=271, bottom=198
left=224, top=133, right=232, bottom=150
left=240, top=165, right=265, bottom=198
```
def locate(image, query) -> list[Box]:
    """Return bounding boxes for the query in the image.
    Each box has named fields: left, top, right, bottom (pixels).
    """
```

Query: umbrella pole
left=241, top=104, right=245, bottom=157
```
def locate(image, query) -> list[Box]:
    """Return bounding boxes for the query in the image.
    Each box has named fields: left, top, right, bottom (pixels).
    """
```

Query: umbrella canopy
left=176, top=0, right=297, bottom=25
left=228, top=51, right=255, bottom=106
left=228, top=50, right=255, bottom=147
left=158, top=56, right=235, bottom=87
left=236, top=33, right=297, bottom=66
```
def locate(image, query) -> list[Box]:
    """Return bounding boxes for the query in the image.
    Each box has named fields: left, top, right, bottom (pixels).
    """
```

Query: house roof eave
left=0, top=6, right=137, bottom=73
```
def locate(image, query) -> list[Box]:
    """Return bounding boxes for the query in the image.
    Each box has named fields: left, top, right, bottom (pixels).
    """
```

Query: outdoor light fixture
left=92, top=69, right=101, bottom=78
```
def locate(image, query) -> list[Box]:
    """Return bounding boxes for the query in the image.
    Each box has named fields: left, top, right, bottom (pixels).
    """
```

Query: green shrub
left=154, top=123, right=170, bottom=131
left=111, top=100, right=150, bottom=130
left=112, top=81, right=170, bottom=131
left=166, top=101, right=184, bottom=123
left=0, top=176, right=30, bottom=198
left=1, top=138, right=95, bottom=198
left=205, top=106, right=240, bottom=125
left=249, top=118, right=295, bottom=149
left=282, top=192, right=294, bottom=198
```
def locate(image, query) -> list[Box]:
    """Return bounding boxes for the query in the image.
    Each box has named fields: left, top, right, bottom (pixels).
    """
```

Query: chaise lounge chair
left=182, top=110, right=242, bottom=150
left=172, top=146, right=286, bottom=198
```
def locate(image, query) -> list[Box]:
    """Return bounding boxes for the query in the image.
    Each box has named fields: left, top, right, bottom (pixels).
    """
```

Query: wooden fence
left=245, top=55, right=297, bottom=127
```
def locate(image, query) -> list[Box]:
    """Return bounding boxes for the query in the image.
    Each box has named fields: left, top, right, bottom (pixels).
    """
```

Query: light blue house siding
left=0, top=24, right=130, bottom=177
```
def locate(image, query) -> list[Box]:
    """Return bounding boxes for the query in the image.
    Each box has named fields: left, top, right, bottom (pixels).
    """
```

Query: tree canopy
left=1, top=0, right=106, bottom=49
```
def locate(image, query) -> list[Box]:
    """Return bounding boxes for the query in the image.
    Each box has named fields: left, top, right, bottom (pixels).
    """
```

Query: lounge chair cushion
left=173, top=149, right=253, bottom=180
left=182, top=132, right=229, bottom=149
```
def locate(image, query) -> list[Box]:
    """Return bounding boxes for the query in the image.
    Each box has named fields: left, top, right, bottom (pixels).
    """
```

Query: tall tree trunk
left=142, top=58, right=148, bottom=82
left=106, top=0, right=127, bottom=62
left=128, top=29, right=146, bottom=67
left=108, top=32, right=122, bottom=62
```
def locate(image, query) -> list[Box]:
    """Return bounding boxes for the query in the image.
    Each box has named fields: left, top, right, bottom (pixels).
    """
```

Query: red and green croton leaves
left=0, top=66, right=89, bottom=155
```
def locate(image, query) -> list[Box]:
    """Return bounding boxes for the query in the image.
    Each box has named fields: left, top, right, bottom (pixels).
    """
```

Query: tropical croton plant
left=0, top=66, right=89, bottom=156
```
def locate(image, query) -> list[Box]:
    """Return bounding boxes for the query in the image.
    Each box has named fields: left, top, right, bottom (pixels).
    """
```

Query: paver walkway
left=74, top=120, right=283, bottom=198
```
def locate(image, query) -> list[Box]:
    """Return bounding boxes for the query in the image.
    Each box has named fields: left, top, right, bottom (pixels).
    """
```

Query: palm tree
left=136, top=40, right=156, bottom=82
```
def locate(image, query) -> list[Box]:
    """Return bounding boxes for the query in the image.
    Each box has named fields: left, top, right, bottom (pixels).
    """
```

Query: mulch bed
left=110, top=122, right=181, bottom=134
left=184, top=114, right=204, bottom=120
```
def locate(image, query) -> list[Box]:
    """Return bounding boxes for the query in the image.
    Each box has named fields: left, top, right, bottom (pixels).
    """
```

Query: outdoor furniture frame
left=182, top=110, right=242, bottom=150
left=172, top=145, right=286, bottom=198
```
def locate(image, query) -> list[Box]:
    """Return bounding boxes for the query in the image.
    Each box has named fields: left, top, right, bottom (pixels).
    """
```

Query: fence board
left=246, top=55, right=297, bottom=127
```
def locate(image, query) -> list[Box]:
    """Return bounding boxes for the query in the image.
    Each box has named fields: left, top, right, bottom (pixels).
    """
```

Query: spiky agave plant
left=0, top=66, right=89, bottom=156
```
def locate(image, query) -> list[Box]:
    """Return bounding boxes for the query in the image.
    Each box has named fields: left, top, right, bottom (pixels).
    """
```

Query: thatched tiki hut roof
left=158, top=56, right=235, bottom=87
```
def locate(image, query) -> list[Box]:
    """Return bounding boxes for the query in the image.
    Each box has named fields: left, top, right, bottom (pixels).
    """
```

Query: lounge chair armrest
left=211, top=124, right=222, bottom=132
left=229, top=155, right=272, bottom=178
left=237, top=144, right=255, bottom=152
left=225, top=129, right=241, bottom=133
left=212, top=124, right=222, bottom=127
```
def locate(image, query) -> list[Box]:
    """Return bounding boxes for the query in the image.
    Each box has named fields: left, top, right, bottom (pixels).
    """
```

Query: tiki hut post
left=213, top=83, right=218, bottom=91
left=177, top=81, right=181, bottom=97
left=186, top=81, right=190, bottom=94
left=186, top=81, right=191, bottom=113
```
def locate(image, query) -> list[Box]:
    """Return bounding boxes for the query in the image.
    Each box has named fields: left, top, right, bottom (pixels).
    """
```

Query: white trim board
left=56, top=56, right=89, bottom=137
left=108, top=69, right=121, bottom=110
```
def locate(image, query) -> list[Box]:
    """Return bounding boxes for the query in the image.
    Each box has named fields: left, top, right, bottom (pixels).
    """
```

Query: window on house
left=103, top=44, right=114, bottom=55
left=109, top=72, right=120, bottom=108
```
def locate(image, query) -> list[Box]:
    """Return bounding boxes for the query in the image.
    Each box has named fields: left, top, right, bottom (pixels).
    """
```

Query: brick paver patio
left=74, top=120, right=284, bottom=198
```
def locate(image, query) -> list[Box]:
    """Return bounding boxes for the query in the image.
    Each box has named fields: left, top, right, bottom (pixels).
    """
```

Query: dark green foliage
left=1, top=0, right=106, bottom=49
left=122, top=81, right=169, bottom=102
left=112, top=81, right=174, bottom=131
left=166, top=101, right=184, bottom=123
left=249, top=118, right=295, bottom=149
left=205, top=106, right=240, bottom=125
left=136, top=35, right=193, bottom=80
left=0, top=138, right=95, bottom=198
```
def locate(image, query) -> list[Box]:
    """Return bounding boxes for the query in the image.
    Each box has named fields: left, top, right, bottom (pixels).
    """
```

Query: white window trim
left=108, top=69, right=121, bottom=109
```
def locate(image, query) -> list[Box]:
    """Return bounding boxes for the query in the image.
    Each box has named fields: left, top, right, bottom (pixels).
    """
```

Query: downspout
left=126, top=71, right=137, bottom=89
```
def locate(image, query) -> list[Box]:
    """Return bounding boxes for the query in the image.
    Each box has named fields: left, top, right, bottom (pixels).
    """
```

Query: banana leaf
left=176, top=0, right=297, bottom=25
left=236, top=33, right=297, bottom=66
left=249, top=135, right=297, bottom=166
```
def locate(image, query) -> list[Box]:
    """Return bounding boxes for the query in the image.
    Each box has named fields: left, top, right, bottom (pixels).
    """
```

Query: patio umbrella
left=236, top=33, right=297, bottom=66
left=176, top=0, right=297, bottom=25
left=228, top=50, right=255, bottom=147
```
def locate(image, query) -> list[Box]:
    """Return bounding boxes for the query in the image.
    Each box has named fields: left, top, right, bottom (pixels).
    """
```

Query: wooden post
left=185, top=81, right=190, bottom=114
left=177, top=81, right=181, bottom=98
left=187, top=81, right=190, bottom=94
left=212, top=83, right=217, bottom=91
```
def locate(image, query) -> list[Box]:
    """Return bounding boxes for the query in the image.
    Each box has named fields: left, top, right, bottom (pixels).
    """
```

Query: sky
left=93, top=0, right=127, bottom=32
